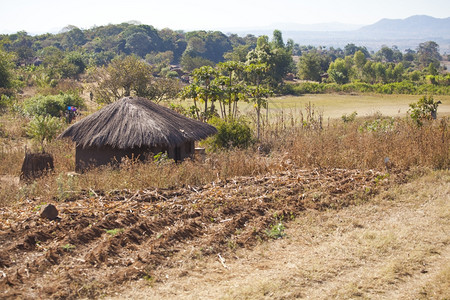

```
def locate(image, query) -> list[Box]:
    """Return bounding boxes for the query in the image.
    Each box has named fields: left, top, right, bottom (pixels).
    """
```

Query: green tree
left=0, top=48, right=15, bottom=93
left=327, top=58, right=350, bottom=84
left=362, top=61, right=377, bottom=83
left=180, top=65, right=220, bottom=121
left=94, top=55, right=153, bottom=103
left=180, top=54, right=214, bottom=71
left=376, top=46, right=394, bottom=62
left=417, top=41, right=441, bottom=69
left=246, top=31, right=294, bottom=88
left=216, top=61, right=246, bottom=119
left=344, top=43, right=369, bottom=57
left=224, top=44, right=252, bottom=62
left=61, top=26, right=86, bottom=51
left=374, top=62, right=387, bottom=83
left=353, top=50, right=367, bottom=80
left=297, top=52, right=322, bottom=82
left=125, top=32, right=153, bottom=57
left=245, top=63, right=272, bottom=140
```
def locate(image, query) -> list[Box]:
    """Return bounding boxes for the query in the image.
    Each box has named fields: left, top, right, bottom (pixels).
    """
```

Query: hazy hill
left=231, top=15, right=450, bottom=53
left=358, top=15, right=450, bottom=38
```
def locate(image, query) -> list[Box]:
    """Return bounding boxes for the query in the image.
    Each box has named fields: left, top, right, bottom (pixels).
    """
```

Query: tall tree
left=246, top=31, right=294, bottom=88
left=245, top=63, right=272, bottom=140
left=0, top=48, right=15, bottom=93
left=180, top=66, right=220, bottom=121
left=297, top=52, right=322, bottom=82
left=94, top=55, right=153, bottom=103
left=217, top=61, right=246, bottom=119
left=417, top=41, right=441, bottom=68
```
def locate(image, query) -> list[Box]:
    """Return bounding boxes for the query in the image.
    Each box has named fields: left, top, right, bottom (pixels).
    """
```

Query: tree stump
left=20, top=152, right=54, bottom=181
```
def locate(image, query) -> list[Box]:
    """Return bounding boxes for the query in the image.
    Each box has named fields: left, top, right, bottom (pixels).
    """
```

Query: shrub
left=342, top=111, right=358, bottom=123
left=408, top=95, right=442, bottom=127
left=204, top=117, right=253, bottom=150
left=23, top=93, right=84, bottom=117
left=0, top=94, right=12, bottom=112
left=27, top=115, right=63, bottom=151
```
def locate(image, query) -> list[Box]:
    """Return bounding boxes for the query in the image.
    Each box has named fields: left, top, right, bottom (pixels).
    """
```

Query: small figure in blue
left=66, top=106, right=78, bottom=123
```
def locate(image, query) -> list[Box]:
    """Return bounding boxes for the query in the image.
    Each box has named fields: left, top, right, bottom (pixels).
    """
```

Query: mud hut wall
left=75, top=140, right=195, bottom=171
left=75, top=145, right=165, bottom=172
left=167, top=141, right=195, bottom=162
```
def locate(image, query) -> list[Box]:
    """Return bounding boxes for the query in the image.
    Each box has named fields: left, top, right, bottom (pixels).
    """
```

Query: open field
left=0, top=92, right=449, bottom=299
left=265, top=94, right=450, bottom=119
left=0, top=167, right=390, bottom=299
left=178, top=94, right=450, bottom=121
left=112, top=170, right=450, bottom=300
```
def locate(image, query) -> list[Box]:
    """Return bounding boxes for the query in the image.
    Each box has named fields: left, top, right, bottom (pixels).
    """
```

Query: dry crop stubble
left=114, top=170, right=449, bottom=300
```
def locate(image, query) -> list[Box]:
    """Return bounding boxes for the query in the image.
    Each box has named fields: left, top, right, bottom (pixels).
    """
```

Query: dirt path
left=112, top=170, right=449, bottom=299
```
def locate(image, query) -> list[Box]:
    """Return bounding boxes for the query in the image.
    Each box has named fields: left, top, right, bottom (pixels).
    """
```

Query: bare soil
left=0, top=167, right=389, bottom=299
left=114, top=170, right=450, bottom=300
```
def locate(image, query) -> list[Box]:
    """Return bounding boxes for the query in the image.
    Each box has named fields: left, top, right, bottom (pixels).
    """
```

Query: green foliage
left=265, top=216, right=286, bottom=239
left=0, top=49, right=16, bottom=90
left=180, top=54, right=215, bottom=72
left=359, top=117, right=395, bottom=133
left=61, top=243, right=76, bottom=252
left=205, top=117, right=253, bottom=150
left=0, top=94, right=13, bottom=112
left=328, top=58, right=351, bottom=84
left=26, top=115, right=63, bottom=150
left=341, top=111, right=358, bottom=123
left=417, top=41, right=441, bottom=68
left=179, top=65, right=220, bottom=121
left=282, top=81, right=450, bottom=96
left=23, top=93, right=84, bottom=117
left=246, top=31, right=294, bottom=88
left=94, top=55, right=154, bottom=103
left=105, top=228, right=124, bottom=236
left=408, top=95, right=442, bottom=126
left=297, top=52, right=323, bottom=82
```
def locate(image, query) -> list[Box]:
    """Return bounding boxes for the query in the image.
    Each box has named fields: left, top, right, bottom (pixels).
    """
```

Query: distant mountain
left=224, top=22, right=362, bottom=33
left=358, top=15, right=450, bottom=38
left=230, top=15, right=450, bottom=53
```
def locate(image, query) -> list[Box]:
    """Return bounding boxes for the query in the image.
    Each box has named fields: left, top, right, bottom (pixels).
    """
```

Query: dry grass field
left=0, top=93, right=449, bottom=299
left=267, top=94, right=450, bottom=119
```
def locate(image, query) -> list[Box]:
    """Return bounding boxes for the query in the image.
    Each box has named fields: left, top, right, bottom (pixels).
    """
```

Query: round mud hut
left=58, top=97, right=217, bottom=172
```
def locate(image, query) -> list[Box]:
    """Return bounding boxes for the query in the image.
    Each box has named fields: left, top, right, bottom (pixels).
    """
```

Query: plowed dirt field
left=0, top=168, right=388, bottom=299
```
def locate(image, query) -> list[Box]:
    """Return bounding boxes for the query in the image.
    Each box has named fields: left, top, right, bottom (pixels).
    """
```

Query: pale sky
left=1, top=0, right=449, bottom=34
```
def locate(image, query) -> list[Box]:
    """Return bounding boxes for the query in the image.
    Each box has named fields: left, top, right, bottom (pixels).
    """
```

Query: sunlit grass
left=177, top=94, right=450, bottom=120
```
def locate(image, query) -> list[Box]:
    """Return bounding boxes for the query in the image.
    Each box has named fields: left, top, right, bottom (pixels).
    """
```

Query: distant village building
left=59, top=97, right=217, bottom=172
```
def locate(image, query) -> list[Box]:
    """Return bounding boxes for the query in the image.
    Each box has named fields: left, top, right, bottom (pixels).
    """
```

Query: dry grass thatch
left=58, top=97, right=217, bottom=149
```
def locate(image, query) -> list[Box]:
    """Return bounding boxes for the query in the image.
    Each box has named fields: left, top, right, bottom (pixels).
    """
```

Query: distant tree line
left=0, top=22, right=448, bottom=104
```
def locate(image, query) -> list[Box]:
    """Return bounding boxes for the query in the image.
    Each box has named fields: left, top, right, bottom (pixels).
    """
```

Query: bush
left=341, top=111, right=358, bottom=123
left=281, top=80, right=450, bottom=96
left=408, top=95, right=442, bottom=127
left=27, top=115, right=63, bottom=151
left=204, top=117, right=253, bottom=150
left=0, top=94, right=12, bottom=112
left=23, top=93, right=84, bottom=117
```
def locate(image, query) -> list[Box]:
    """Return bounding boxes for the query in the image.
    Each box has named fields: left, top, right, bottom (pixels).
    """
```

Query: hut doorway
left=174, top=146, right=182, bottom=162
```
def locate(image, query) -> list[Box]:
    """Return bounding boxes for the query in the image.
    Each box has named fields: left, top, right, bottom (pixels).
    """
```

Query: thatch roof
left=59, top=97, right=217, bottom=149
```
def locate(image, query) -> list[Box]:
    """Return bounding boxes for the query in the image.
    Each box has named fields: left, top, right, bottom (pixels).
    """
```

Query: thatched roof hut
left=59, top=97, right=217, bottom=171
